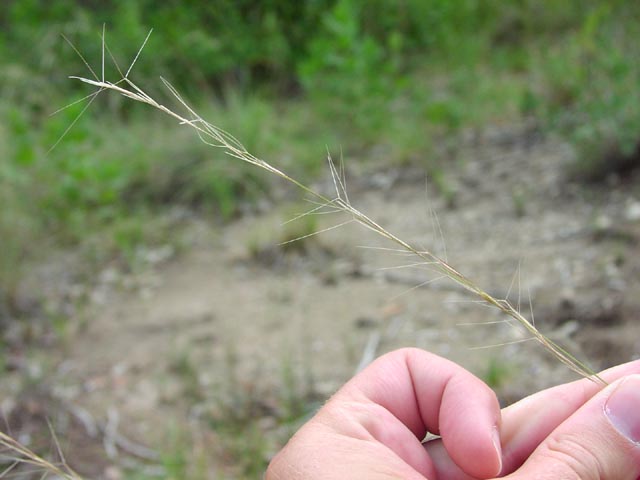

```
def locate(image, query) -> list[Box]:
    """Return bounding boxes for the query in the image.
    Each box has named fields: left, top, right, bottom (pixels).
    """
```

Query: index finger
left=331, top=348, right=503, bottom=479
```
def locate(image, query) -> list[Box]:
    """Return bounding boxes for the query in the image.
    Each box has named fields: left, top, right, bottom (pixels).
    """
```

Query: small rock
left=354, top=317, right=377, bottom=329
left=104, top=466, right=123, bottom=480
left=559, top=288, right=576, bottom=311
left=555, top=319, right=579, bottom=338
left=258, top=415, right=278, bottom=430
left=625, top=200, right=640, bottom=221
left=594, top=214, right=613, bottom=231
left=99, top=267, right=120, bottom=285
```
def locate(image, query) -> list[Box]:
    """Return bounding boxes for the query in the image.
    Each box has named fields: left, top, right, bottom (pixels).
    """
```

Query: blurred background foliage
left=1, top=0, right=639, bottom=318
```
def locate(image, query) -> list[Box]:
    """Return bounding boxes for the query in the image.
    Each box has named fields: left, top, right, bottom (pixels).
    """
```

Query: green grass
left=145, top=340, right=319, bottom=478
left=0, top=116, right=41, bottom=319
left=531, top=3, right=640, bottom=180
left=2, top=0, right=637, bottom=370
left=483, top=357, right=513, bottom=390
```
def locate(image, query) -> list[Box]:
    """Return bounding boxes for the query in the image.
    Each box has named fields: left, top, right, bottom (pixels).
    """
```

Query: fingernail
left=604, top=376, right=640, bottom=445
left=492, top=425, right=503, bottom=474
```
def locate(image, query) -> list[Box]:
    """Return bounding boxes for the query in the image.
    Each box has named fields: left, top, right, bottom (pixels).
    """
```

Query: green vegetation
left=483, top=357, right=513, bottom=390
left=2, top=1, right=638, bottom=286
left=151, top=342, right=316, bottom=478
left=538, top=3, right=640, bottom=180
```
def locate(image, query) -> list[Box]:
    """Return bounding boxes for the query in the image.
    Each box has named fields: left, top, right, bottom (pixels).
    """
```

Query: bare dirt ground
left=3, top=125, right=640, bottom=478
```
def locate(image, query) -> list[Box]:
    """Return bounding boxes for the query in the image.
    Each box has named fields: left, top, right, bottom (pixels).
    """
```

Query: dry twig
left=0, top=430, right=82, bottom=479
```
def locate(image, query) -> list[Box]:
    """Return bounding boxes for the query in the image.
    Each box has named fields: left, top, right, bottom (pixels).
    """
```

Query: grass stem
left=66, top=32, right=605, bottom=386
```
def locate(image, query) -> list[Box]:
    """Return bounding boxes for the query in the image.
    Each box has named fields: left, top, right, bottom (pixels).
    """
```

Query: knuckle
left=540, top=431, right=606, bottom=480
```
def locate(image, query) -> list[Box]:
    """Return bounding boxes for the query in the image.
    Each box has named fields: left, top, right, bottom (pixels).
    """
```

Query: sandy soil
left=4, top=124, right=639, bottom=478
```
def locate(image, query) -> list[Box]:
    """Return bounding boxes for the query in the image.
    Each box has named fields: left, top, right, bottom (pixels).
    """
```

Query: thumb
left=508, top=374, right=640, bottom=480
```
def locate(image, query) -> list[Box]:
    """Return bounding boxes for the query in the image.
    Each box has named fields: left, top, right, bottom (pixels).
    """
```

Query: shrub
left=538, top=3, right=640, bottom=181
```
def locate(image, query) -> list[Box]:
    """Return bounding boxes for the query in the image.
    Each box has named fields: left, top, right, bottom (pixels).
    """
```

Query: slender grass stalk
left=62, top=31, right=606, bottom=386
left=0, top=430, right=82, bottom=479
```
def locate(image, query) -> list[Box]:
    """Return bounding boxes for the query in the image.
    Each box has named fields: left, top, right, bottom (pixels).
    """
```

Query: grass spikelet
left=63, top=30, right=605, bottom=385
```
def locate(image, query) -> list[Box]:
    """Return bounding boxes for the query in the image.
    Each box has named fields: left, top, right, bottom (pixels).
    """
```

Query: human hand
left=266, top=348, right=640, bottom=479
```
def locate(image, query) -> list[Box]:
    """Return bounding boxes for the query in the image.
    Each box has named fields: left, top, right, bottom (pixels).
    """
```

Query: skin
left=266, top=348, right=640, bottom=480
